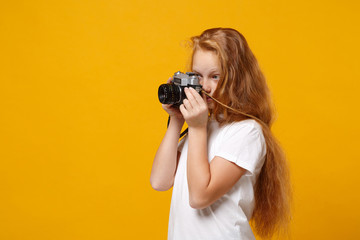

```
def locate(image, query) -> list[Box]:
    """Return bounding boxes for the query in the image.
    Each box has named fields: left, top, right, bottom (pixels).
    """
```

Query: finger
left=184, top=87, right=200, bottom=106
left=167, top=77, right=173, bottom=83
left=162, top=103, right=174, bottom=110
left=179, top=104, right=187, bottom=117
left=182, top=98, right=192, bottom=111
left=188, top=87, right=205, bottom=105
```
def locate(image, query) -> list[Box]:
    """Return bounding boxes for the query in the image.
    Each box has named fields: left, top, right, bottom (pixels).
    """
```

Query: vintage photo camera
left=158, top=71, right=202, bottom=106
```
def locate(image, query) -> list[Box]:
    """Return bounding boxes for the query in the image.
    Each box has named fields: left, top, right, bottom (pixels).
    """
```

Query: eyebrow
left=192, top=68, right=220, bottom=74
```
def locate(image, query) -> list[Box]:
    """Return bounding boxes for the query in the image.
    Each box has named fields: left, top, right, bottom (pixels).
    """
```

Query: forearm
left=187, top=126, right=211, bottom=206
left=150, top=117, right=184, bottom=191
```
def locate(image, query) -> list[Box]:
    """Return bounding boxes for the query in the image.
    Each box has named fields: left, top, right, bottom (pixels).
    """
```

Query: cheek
left=211, top=81, right=219, bottom=92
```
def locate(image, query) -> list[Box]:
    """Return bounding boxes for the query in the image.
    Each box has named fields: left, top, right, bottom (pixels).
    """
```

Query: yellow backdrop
left=1, top=0, right=359, bottom=239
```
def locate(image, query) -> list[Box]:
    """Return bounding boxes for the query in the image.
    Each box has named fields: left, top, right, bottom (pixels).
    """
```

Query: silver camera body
left=158, top=71, right=202, bottom=106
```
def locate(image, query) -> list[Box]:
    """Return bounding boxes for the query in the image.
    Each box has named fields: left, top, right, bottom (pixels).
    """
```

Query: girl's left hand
left=179, top=87, right=209, bottom=129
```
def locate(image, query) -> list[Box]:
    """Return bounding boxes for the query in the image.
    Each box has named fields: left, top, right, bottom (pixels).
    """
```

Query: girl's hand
left=179, top=87, right=208, bottom=128
left=162, top=104, right=184, bottom=120
left=162, top=77, right=184, bottom=121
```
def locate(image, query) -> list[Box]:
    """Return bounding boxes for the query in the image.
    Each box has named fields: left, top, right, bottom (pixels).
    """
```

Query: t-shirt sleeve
left=214, top=121, right=266, bottom=175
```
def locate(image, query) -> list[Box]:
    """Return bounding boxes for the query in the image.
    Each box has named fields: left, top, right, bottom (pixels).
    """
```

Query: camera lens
left=158, top=83, right=181, bottom=105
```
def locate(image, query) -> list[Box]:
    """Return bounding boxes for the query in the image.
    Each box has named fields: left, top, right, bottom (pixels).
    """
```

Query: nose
left=200, top=78, right=211, bottom=93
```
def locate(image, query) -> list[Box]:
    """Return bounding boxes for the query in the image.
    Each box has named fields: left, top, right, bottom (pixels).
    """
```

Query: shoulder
left=221, top=119, right=264, bottom=140
left=227, top=119, right=262, bottom=130
left=212, top=119, right=266, bottom=174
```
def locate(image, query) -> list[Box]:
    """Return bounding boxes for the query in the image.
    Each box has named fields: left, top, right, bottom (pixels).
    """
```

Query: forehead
left=192, top=50, right=220, bottom=72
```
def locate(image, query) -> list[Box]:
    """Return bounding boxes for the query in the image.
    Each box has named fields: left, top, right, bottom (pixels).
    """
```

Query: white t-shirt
left=168, top=119, right=266, bottom=240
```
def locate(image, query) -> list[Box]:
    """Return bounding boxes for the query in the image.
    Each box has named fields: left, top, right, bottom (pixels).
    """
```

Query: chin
left=207, top=102, right=214, bottom=109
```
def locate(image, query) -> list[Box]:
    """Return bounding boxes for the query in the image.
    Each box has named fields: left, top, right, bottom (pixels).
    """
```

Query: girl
left=151, top=28, right=291, bottom=240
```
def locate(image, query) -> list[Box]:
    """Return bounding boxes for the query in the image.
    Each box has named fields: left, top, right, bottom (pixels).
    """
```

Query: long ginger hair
left=190, top=28, right=292, bottom=238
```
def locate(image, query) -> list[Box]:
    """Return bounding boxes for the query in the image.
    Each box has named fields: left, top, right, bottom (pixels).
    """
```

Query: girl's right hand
left=162, top=77, right=184, bottom=120
left=162, top=104, right=183, bottom=119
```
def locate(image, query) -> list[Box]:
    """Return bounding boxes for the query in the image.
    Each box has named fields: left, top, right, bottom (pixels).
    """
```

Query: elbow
left=150, top=178, right=172, bottom=192
left=189, top=195, right=210, bottom=210
left=151, top=183, right=170, bottom=191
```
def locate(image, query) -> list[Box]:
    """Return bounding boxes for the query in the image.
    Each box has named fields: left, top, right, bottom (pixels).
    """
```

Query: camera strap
left=201, top=90, right=267, bottom=127
left=166, top=91, right=265, bottom=140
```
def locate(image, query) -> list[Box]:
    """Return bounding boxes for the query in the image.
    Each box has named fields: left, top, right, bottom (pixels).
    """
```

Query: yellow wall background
left=1, top=0, right=359, bottom=239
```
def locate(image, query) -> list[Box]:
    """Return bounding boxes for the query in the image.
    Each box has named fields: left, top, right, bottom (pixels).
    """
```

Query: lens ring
left=158, top=84, right=181, bottom=105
